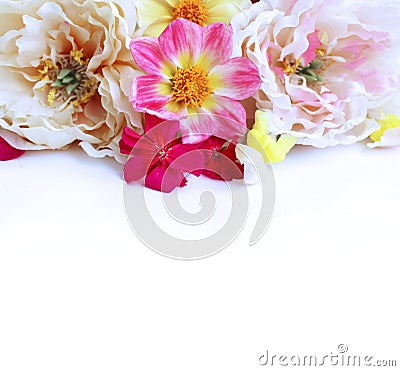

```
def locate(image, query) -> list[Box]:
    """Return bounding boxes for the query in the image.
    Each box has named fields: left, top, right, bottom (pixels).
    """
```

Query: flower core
left=171, top=65, right=212, bottom=107
left=173, top=0, right=208, bottom=26
left=38, top=49, right=98, bottom=109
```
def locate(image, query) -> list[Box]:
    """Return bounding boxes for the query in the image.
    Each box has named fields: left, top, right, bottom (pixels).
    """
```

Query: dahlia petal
left=206, top=0, right=246, bottom=25
left=130, top=37, right=173, bottom=76
left=136, top=0, right=174, bottom=29
left=132, top=75, right=185, bottom=120
left=197, top=23, right=233, bottom=70
left=158, top=18, right=203, bottom=68
left=209, top=57, right=261, bottom=100
left=140, top=17, right=173, bottom=38
left=179, top=97, right=247, bottom=143
left=0, top=136, right=26, bottom=161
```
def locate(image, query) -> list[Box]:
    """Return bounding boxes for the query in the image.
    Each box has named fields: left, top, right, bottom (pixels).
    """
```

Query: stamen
left=37, top=49, right=97, bottom=109
left=171, top=65, right=213, bottom=107
left=173, top=0, right=208, bottom=26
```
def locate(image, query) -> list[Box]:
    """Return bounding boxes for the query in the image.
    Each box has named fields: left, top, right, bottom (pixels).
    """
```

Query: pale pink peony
left=231, top=0, right=400, bottom=147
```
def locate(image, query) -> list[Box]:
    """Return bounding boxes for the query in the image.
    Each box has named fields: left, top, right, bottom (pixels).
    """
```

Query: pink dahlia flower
left=130, top=18, right=261, bottom=142
left=231, top=0, right=400, bottom=147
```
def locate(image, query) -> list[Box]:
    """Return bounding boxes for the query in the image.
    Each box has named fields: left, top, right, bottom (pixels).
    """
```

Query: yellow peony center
left=173, top=0, right=208, bottom=26
left=171, top=65, right=213, bottom=107
left=38, top=49, right=97, bottom=109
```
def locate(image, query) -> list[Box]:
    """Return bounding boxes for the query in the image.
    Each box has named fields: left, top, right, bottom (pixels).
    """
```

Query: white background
left=1, top=142, right=399, bottom=370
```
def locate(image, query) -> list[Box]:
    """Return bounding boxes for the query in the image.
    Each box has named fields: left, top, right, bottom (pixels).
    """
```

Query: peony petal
left=132, top=74, right=186, bottom=120
left=197, top=22, right=233, bottom=71
left=0, top=136, right=26, bottom=161
left=209, top=57, right=261, bottom=100
left=158, top=18, right=203, bottom=68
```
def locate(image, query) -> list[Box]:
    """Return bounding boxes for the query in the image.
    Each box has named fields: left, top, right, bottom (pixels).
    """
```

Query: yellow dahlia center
left=173, top=0, right=208, bottom=26
left=38, top=49, right=97, bottom=109
left=171, top=65, right=212, bottom=107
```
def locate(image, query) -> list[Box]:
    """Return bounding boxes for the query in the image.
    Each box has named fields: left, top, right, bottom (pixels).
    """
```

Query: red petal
left=145, top=163, right=186, bottom=193
left=168, top=144, right=205, bottom=173
left=0, top=136, right=25, bottom=161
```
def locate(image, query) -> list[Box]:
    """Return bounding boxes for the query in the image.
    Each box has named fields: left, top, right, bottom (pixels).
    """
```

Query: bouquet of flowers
left=1, top=0, right=399, bottom=192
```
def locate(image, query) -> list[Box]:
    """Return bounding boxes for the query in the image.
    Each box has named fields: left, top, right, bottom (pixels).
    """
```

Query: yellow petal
left=206, top=0, right=248, bottom=24
left=370, top=114, right=400, bottom=142
left=136, top=0, right=174, bottom=28
left=247, top=110, right=296, bottom=163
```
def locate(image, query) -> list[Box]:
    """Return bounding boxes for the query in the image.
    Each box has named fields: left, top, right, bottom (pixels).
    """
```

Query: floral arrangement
left=1, top=0, right=399, bottom=192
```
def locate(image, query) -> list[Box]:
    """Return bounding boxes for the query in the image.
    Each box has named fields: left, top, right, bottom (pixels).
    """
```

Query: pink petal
left=167, top=144, right=205, bottom=173
left=302, top=30, right=322, bottom=66
left=131, top=74, right=186, bottom=120
left=180, top=96, right=247, bottom=143
left=119, top=126, right=142, bottom=155
left=0, top=136, right=25, bottom=161
left=124, top=152, right=155, bottom=183
left=145, top=163, right=186, bottom=193
left=145, top=119, right=180, bottom=148
left=130, top=37, right=169, bottom=75
left=158, top=18, right=203, bottom=68
left=197, top=22, right=233, bottom=70
left=209, top=57, right=261, bottom=100
left=144, top=113, right=164, bottom=132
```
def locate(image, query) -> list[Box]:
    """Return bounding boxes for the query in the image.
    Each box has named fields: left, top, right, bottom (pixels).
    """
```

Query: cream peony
left=231, top=0, right=400, bottom=148
left=0, top=0, right=143, bottom=162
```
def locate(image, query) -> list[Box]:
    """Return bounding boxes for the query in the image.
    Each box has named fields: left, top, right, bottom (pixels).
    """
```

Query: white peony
left=0, top=0, right=143, bottom=162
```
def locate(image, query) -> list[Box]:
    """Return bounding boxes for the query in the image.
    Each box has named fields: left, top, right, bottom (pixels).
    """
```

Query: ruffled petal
left=158, top=18, right=203, bottom=68
left=209, top=57, right=261, bottom=100
left=197, top=22, right=233, bottom=71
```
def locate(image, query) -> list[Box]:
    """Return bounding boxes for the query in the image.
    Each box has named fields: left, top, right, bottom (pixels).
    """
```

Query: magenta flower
left=121, top=114, right=204, bottom=193
left=130, top=18, right=261, bottom=141
left=197, top=136, right=244, bottom=181
left=0, top=136, right=25, bottom=161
